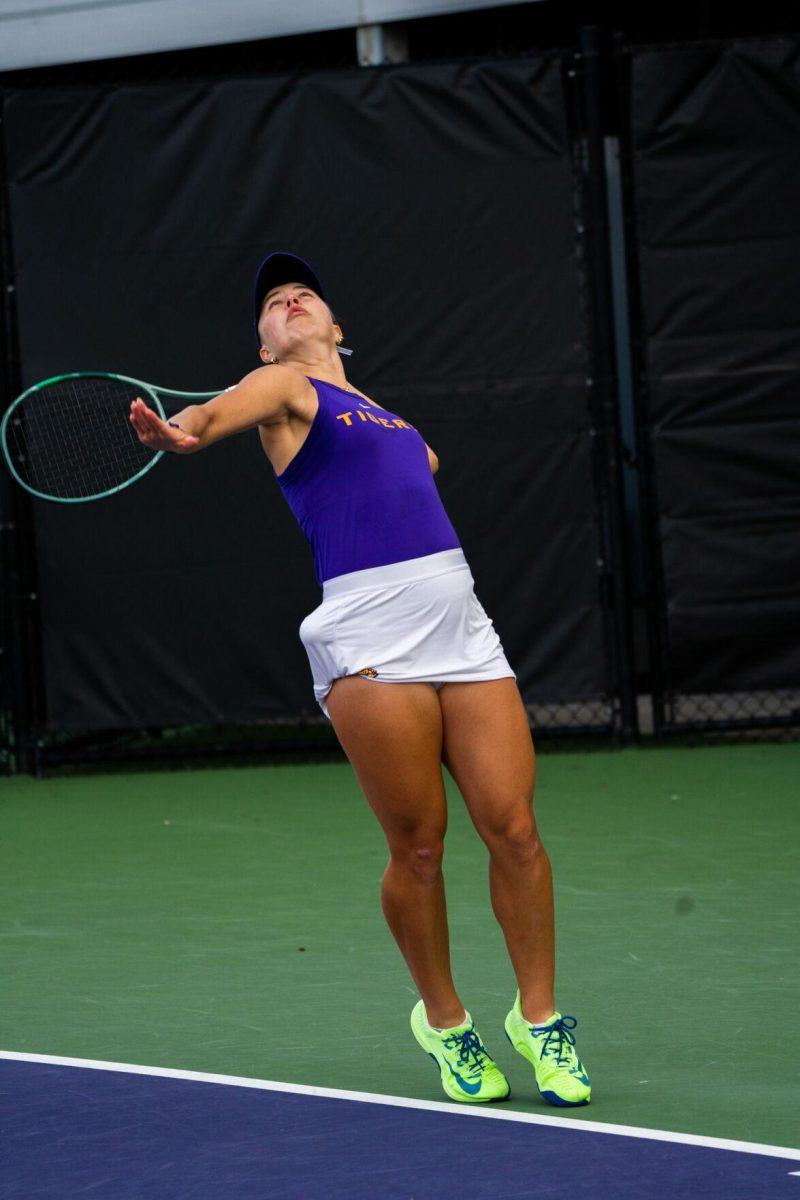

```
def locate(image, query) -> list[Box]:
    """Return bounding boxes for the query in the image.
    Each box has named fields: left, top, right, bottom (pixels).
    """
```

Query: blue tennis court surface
left=3, top=1055, right=799, bottom=1198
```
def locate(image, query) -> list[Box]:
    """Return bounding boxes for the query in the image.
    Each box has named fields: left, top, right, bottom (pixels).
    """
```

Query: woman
left=129, top=251, right=591, bottom=1108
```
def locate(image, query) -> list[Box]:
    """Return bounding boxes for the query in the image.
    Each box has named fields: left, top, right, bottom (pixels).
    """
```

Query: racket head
left=1, top=372, right=167, bottom=503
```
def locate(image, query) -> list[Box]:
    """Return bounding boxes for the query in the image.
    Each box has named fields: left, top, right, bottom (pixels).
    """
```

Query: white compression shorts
left=298, top=548, right=516, bottom=719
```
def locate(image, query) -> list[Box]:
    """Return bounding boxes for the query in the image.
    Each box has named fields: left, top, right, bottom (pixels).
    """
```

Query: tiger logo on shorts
left=356, top=667, right=379, bottom=678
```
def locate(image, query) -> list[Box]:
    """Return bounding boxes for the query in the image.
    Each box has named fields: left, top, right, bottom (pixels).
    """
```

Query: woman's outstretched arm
left=129, top=364, right=303, bottom=454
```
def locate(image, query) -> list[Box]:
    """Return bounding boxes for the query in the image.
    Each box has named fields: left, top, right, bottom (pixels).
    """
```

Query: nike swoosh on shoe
left=445, top=1062, right=482, bottom=1095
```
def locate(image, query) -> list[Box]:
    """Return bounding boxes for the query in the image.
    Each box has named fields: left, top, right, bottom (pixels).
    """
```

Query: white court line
left=2, top=1049, right=799, bottom=1163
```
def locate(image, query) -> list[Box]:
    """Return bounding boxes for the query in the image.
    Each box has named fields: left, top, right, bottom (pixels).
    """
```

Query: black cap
left=253, top=252, right=326, bottom=347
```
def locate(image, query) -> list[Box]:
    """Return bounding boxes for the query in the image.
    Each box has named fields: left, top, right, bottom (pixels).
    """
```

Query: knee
left=391, top=840, right=445, bottom=884
left=485, top=819, right=545, bottom=866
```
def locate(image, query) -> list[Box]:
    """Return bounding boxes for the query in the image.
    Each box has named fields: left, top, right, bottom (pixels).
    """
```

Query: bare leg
left=327, top=675, right=466, bottom=1029
left=438, top=678, right=555, bottom=1024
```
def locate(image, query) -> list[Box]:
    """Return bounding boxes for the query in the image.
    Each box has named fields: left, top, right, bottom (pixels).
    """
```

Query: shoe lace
left=530, top=1015, right=580, bottom=1068
left=442, top=1028, right=489, bottom=1075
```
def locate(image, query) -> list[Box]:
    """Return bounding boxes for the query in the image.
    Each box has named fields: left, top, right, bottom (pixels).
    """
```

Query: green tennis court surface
left=2, top=742, right=798, bottom=1151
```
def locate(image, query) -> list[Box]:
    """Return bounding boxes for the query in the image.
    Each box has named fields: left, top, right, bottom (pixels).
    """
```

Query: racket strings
left=6, top=376, right=158, bottom=500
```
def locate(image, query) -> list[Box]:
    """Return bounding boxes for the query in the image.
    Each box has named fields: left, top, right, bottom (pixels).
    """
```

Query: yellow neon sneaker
left=410, top=1000, right=510, bottom=1103
left=504, top=991, right=591, bottom=1106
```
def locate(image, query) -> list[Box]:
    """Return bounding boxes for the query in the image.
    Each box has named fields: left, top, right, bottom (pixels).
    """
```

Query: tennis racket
left=1, top=372, right=228, bottom=503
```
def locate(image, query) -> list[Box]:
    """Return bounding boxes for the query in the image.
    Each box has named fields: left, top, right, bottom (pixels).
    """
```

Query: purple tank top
left=274, top=377, right=461, bottom=585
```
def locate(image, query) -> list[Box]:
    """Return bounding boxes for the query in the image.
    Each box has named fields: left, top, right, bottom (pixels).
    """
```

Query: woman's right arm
left=129, top=365, right=302, bottom=454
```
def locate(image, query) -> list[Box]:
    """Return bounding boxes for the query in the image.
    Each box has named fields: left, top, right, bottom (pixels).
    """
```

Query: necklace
left=285, top=367, right=368, bottom=403
left=330, top=378, right=357, bottom=395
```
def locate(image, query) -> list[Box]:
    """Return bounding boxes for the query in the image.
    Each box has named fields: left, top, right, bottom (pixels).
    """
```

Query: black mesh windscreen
left=629, top=41, right=800, bottom=707
left=3, top=57, right=610, bottom=731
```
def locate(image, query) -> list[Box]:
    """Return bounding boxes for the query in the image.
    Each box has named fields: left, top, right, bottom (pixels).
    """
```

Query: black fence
left=1, top=29, right=798, bottom=773
left=614, top=35, right=800, bottom=738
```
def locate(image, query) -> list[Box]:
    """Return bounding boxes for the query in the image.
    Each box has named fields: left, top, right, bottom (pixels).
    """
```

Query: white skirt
left=298, top=548, right=516, bottom=719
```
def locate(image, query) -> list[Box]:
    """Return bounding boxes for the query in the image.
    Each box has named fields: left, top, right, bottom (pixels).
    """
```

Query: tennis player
left=129, top=251, right=591, bottom=1107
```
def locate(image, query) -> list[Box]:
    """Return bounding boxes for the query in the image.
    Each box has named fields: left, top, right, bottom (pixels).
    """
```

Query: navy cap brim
left=253, top=252, right=326, bottom=347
